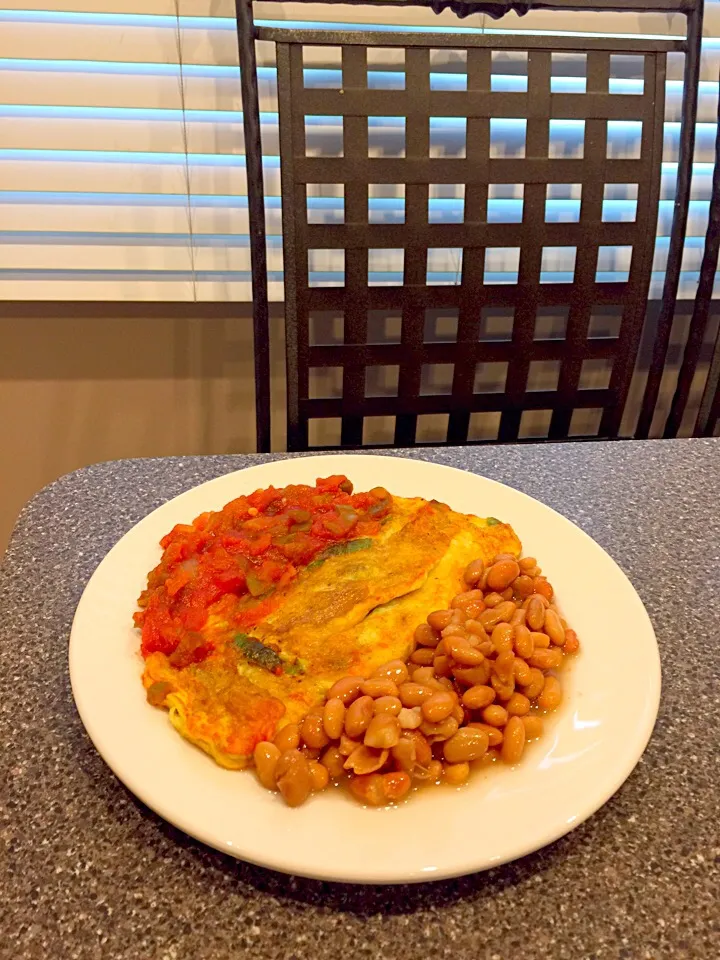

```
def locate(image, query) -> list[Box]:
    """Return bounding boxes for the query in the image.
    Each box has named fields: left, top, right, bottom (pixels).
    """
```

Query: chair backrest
left=236, top=0, right=703, bottom=450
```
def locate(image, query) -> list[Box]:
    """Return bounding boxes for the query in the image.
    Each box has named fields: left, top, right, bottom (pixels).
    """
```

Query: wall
left=0, top=303, right=287, bottom=554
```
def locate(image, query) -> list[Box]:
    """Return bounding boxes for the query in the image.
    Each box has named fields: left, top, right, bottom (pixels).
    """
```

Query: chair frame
left=234, top=0, right=704, bottom=451
left=664, top=66, right=720, bottom=439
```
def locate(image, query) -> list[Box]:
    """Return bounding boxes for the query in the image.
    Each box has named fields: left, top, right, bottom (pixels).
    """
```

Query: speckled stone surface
left=1, top=441, right=719, bottom=960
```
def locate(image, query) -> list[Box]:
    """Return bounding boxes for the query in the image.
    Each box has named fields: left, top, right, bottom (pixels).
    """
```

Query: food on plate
left=252, top=553, right=580, bottom=806
left=134, top=476, right=521, bottom=769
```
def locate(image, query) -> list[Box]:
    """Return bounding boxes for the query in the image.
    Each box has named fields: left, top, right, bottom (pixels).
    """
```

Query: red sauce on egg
left=134, top=476, right=392, bottom=667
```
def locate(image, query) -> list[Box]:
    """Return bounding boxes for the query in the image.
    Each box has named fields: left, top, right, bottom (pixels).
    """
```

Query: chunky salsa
left=134, top=476, right=392, bottom=669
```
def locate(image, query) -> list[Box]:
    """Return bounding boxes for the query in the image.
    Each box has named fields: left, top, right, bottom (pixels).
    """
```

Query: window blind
left=1, top=1, right=720, bottom=302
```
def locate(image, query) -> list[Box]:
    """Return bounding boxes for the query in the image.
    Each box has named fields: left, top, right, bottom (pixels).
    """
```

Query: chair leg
left=235, top=0, right=271, bottom=452
left=635, top=2, right=702, bottom=439
left=665, top=66, right=720, bottom=438
left=695, top=321, right=720, bottom=436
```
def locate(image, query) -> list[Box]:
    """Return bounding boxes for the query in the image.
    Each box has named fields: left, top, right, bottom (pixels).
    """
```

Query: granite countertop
left=1, top=440, right=718, bottom=960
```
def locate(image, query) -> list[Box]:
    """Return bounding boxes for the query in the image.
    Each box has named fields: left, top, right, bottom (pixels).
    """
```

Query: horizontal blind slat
left=0, top=278, right=195, bottom=299
left=0, top=203, right=198, bottom=233
left=0, top=197, right=714, bottom=238
left=0, top=22, right=185, bottom=62
left=5, top=116, right=720, bottom=165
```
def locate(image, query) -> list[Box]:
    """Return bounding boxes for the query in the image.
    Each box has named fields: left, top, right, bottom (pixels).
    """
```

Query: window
left=0, top=7, right=714, bottom=304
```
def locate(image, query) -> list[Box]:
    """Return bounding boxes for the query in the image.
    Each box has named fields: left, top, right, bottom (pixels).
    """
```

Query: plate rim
left=69, top=452, right=661, bottom=884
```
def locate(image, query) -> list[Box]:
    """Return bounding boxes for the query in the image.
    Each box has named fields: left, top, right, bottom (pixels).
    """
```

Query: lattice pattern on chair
left=263, top=29, right=680, bottom=448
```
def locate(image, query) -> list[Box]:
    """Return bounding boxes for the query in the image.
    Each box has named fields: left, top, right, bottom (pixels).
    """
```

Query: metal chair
left=234, top=0, right=703, bottom=450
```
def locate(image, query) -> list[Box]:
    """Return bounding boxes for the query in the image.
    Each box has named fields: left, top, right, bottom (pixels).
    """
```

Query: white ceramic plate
left=69, top=454, right=660, bottom=884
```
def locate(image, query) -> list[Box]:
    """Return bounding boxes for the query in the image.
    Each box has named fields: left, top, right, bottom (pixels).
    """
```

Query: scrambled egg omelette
left=136, top=477, right=520, bottom=769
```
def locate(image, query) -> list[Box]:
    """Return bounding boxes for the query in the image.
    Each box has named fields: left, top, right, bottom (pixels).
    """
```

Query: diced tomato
left=140, top=618, right=160, bottom=654
left=135, top=475, right=393, bottom=663
left=164, top=542, right=182, bottom=563
left=140, top=613, right=178, bottom=657
left=243, top=515, right=274, bottom=533
left=354, top=519, right=381, bottom=538
left=165, top=566, right=193, bottom=598
left=180, top=603, right=208, bottom=633
left=245, top=533, right=272, bottom=557
left=276, top=566, right=297, bottom=590
left=316, top=475, right=352, bottom=494
left=183, top=533, right=209, bottom=559
left=159, top=523, right=194, bottom=550
left=276, top=534, right=321, bottom=565
left=211, top=567, right=246, bottom=594
left=257, top=558, right=288, bottom=583
left=192, top=511, right=213, bottom=531
left=220, top=530, right=250, bottom=551
left=248, top=485, right=283, bottom=511
left=223, top=496, right=248, bottom=511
